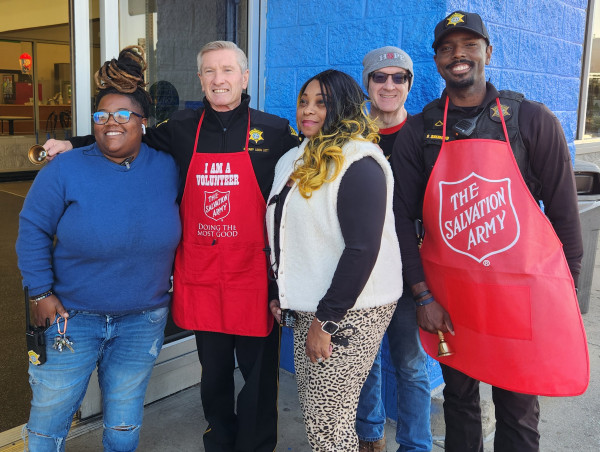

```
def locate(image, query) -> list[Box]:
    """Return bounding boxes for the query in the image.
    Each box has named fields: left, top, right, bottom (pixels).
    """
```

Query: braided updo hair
left=95, top=45, right=152, bottom=118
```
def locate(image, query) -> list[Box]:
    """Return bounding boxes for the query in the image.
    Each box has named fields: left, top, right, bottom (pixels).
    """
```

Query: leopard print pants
left=293, top=303, right=397, bottom=452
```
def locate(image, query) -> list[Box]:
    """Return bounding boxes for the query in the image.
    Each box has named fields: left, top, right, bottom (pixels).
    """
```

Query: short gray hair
left=197, top=41, right=248, bottom=74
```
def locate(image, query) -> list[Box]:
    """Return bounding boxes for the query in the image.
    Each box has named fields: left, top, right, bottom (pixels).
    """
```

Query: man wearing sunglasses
left=392, top=11, right=584, bottom=452
left=355, top=47, right=433, bottom=452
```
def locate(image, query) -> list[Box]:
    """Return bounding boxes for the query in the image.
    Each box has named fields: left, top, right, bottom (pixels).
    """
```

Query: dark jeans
left=356, top=292, right=432, bottom=451
left=441, top=364, right=540, bottom=452
left=195, top=326, right=280, bottom=452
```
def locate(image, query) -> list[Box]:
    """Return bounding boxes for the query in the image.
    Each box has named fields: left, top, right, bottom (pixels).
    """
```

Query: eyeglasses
left=370, top=72, right=411, bottom=85
left=92, top=110, right=144, bottom=125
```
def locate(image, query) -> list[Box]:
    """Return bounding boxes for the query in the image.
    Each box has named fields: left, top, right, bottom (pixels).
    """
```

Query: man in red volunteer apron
left=168, top=42, right=297, bottom=452
left=391, top=11, right=584, bottom=452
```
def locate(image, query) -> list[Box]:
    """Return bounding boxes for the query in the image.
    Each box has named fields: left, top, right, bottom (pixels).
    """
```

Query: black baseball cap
left=432, top=11, right=490, bottom=50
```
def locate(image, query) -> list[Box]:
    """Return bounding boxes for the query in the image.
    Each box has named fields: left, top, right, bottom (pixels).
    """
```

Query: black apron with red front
left=419, top=98, right=588, bottom=396
left=172, top=110, right=273, bottom=336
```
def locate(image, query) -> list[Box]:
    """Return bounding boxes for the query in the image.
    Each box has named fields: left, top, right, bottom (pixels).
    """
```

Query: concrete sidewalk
left=65, top=240, right=600, bottom=452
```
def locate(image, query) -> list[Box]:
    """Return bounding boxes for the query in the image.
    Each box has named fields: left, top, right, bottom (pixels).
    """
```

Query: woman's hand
left=305, top=317, right=333, bottom=363
left=32, top=294, right=68, bottom=327
left=43, top=139, right=73, bottom=161
left=269, top=299, right=282, bottom=324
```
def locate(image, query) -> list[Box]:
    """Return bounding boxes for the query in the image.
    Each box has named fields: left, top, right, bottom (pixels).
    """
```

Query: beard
left=444, top=59, right=476, bottom=89
left=446, top=74, right=476, bottom=89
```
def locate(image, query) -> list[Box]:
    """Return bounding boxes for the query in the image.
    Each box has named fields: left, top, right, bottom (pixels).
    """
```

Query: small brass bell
left=437, top=330, right=453, bottom=357
left=28, top=145, right=48, bottom=165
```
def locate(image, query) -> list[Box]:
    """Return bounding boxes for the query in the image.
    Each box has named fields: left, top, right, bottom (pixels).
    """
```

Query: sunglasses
left=92, top=110, right=144, bottom=125
left=370, top=72, right=411, bottom=85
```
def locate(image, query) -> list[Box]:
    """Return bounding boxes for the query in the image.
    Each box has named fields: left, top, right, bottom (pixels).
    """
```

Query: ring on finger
left=316, top=357, right=324, bottom=363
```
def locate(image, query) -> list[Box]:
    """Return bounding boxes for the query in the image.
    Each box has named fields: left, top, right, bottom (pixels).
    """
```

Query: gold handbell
left=28, top=145, right=48, bottom=165
left=437, top=330, right=454, bottom=357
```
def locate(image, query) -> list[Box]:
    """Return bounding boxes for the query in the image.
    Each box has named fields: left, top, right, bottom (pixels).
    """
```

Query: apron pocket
left=221, top=243, right=268, bottom=289
left=176, top=241, right=220, bottom=280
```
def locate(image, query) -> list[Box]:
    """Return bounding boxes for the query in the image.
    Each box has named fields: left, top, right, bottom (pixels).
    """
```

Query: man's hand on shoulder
left=43, top=139, right=73, bottom=161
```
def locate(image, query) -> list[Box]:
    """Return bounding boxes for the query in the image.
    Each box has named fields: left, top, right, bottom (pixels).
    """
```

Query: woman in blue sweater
left=16, top=46, right=181, bottom=452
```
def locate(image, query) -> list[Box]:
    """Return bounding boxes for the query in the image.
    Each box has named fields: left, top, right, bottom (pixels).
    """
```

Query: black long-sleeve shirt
left=309, top=125, right=405, bottom=322
left=271, top=155, right=387, bottom=323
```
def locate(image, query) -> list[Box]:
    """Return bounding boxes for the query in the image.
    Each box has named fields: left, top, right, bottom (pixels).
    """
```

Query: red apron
left=172, top=110, right=273, bottom=336
left=419, top=98, right=589, bottom=396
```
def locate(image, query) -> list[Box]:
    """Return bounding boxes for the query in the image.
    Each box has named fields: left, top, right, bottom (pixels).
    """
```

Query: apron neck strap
left=442, top=96, right=511, bottom=144
left=193, top=110, right=205, bottom=153
left=495, top=97, right=511, bottom=143
left=193, top=108, right=252, bottom=153
left=442, top=96, right=450, bottom=139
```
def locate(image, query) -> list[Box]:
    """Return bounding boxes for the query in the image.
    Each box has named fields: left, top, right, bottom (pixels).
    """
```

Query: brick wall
left=468, top=0, right=588, bottom=157
left=264, top=0, right=588, bottom=158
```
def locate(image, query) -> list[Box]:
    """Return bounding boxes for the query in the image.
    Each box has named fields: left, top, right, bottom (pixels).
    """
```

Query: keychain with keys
left=52, top=316, right=74, bottom=353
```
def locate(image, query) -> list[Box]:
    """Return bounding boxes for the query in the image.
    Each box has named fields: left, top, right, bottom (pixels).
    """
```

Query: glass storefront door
left=0, top=0, right=99, bottom=445
left=79, top=0, right=251, bottom=420
left=1, top=0, right=253, bottom=446
left=0, top=3, right=74, bottom=443
left=0, top=180, right=32, bottom=443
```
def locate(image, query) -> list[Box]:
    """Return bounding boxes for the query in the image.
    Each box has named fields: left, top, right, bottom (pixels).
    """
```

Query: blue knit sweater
left=16, top=143, right=181, bottom=314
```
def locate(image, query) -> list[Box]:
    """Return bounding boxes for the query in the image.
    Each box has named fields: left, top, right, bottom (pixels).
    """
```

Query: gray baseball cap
left=362, top=46, right=414, bottom=91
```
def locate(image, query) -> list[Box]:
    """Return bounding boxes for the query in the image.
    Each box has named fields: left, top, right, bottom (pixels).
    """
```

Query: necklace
left=120, top=155, right=135, bottom=169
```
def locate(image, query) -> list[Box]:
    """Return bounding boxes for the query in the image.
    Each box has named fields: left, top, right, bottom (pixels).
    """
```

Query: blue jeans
left=25, top=307, right=168, bottom=452
left=356, top=293, right=432, bottom=451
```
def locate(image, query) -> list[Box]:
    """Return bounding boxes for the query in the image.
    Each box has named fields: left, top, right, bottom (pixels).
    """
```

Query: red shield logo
left=438, top=173, right=519, bottom=262
left=204, top=190, right=230, bottom=221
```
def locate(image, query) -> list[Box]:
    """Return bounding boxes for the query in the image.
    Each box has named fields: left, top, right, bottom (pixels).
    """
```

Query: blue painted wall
left=266, top=0, right=588, bottom=420
left=265, top=0, right=588, bottom=157
left=265, top=0, right=445, bottom=130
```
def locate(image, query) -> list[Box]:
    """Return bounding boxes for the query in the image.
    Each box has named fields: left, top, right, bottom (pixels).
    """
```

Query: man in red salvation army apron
left=168, top=42, right=298, bottom=452
left=391, top=11, right=586, bottom=452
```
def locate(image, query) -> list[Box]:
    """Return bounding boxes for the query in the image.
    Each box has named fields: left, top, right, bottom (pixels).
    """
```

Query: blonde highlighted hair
left=292, top=70, right=379, bottom=198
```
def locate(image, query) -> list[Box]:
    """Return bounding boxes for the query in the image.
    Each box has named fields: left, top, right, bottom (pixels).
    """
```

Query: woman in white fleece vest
left=266, top=69, right=403, bottom=451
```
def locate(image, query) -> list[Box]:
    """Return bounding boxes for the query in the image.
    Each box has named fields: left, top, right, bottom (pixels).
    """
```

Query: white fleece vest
left=266, top=138, right=403, bottom=312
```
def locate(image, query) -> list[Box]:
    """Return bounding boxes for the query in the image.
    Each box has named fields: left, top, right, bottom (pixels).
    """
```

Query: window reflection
left=119, top=0, right=248, bottom=126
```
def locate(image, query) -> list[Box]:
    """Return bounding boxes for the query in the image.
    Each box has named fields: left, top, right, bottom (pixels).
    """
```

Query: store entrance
left=1, top=0, right=252, bottom=446
left=0, top=1, right=77, bottom=443
left=0, top=179, right=34, bottom=442
left=0, top=36, right=74, bottom=176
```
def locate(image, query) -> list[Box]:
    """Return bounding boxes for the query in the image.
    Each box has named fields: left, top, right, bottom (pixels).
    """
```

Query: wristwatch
left=317, top=318, right=340, bottom=335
